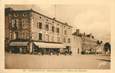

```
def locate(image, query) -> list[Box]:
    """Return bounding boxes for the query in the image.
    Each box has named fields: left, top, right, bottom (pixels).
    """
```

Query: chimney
left=76, top=29, right=80, bottom=35
left=53, top=17, right=56, bottom=20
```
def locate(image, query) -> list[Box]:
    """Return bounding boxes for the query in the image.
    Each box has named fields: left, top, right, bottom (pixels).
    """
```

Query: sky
left=6, top=4, right=111, bottom=42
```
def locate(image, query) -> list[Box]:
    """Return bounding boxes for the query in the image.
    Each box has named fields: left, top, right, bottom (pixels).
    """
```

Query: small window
left=46, top=34, right=49, bottom=42
left=12, top=32, right=17, bottom=40
left=15, top=32, right=18, bottom=39
left=22, top=19, right=27, bottom=28
left=38, top=22, right=42, bottom=29
left=40, top=16, right=41, bottom=19
left=57, top=37, right=60, bottom=42
left=56, top=28, right=59, bottom=33
left=63, top=38, right=66, bottom=43
left=39, top=33, right=42, bottom=40
left=68, top=38, right=71, bottom=43
left=64, top=30, right=67, bottom=35
left=11, top=19, right=16, bottom=28
left=52, top=26, right=54, bottom=32
left=45, top=24, right=49, bottom=31
left=12, top=19, right=19, bottom=29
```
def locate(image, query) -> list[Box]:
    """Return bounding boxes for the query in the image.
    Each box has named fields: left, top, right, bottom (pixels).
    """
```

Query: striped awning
left=9, top=42, right=28, bottom=46
left=34, top=42, right=65, bottom=48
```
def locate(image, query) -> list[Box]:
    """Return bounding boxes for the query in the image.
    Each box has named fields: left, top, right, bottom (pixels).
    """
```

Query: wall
left=30, top=10, right=72, bottom=47
left=71, top=35, right=82, bottom=55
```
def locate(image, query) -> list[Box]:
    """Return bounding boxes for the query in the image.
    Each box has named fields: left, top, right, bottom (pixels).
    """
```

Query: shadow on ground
left=96, top=59, right=111, bottom=62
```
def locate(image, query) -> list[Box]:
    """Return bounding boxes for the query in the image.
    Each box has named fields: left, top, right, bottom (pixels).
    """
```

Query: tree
left=104, top=42, right=111, bottom=53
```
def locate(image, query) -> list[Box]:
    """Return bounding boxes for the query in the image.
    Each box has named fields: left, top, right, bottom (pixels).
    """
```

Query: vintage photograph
left=5, top=4, right=111, bottom=69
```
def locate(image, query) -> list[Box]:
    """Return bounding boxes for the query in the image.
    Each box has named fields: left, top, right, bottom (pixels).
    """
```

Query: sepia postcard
left=0, top=0, right=115, bottom=73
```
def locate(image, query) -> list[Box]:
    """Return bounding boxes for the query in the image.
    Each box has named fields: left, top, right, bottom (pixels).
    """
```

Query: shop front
left=32, top=42, right=65, bottom=55
left=9, top=42, right=29, bottom=54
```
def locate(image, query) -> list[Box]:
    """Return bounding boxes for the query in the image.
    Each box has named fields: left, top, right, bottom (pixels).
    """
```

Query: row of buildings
left=71, top=29, right=104, bottom=55
left=5, top=7, right=104, bottom=55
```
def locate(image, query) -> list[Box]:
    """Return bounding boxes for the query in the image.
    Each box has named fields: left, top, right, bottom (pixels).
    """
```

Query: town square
left=5, top=5, right=111, bottom=69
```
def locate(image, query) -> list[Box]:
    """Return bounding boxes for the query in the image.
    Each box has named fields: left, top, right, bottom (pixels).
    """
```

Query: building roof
left=5, top=7, right=73, bottom=27
left=31, top=9, right=72, bottom=27
left=72, top=30, right=96, bottom=40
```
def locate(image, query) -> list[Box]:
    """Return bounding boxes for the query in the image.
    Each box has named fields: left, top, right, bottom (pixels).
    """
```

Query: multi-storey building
left=5, top=7, right=72, bottom=54
left=81, top=33, right=98, bottom=54
left=71, top=29, right=82, bottom=55
left=72, top=29, right=99, bottom=54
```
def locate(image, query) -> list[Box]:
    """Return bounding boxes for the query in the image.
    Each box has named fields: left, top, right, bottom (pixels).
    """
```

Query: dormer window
left=23, top=13, right=26, bottom=17
left=14, top=13, right=18, bottom=17
left=39, top=16, right=41, bottom=19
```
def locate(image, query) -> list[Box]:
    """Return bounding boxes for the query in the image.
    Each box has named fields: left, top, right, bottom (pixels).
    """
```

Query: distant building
left=5, top=7, right=72, bottom=54
left=71, top=29, right=82, bottom=55
left=72, top=29, right=102, bottom=54
left=81, top=33, right=98, bottom=54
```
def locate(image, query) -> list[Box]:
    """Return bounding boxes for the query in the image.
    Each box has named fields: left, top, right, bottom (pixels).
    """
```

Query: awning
left=9, top=42, right=28, bottom=46
left=34, top=42, right=65, bottom=48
